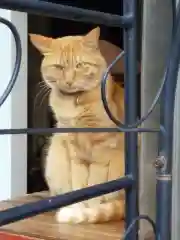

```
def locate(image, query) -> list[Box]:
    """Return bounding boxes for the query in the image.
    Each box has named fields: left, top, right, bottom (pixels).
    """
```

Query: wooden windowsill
left=0, top=191, right=124, bottom=240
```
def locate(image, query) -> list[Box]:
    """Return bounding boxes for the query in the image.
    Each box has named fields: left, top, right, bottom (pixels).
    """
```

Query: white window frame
left=0, top=9, right=27, bottom=201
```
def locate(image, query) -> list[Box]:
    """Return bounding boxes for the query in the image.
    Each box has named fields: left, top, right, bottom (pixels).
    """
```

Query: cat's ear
left=83, top=27, right=100, bottom=49
left=29, top=34, right=53, bottom=55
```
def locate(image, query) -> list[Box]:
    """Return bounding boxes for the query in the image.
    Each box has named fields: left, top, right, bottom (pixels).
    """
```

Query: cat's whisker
left=39, top=88, right=51, bottom=108
left=38, top=80, right=46, bottom=86
left=39, top=84, right=49, bottom=91
left=35, top=81, right=46, bottom=91
left=37, top=81, right=48, bottom=90
left=34, top=85, right=49, bottom=111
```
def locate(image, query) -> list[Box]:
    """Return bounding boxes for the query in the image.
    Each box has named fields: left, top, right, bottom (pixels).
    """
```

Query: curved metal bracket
left=0, top=17, right=22, bottom=108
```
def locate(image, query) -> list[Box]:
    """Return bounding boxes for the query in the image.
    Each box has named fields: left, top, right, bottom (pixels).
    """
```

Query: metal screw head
left=153, top=156, right=165, bottom=169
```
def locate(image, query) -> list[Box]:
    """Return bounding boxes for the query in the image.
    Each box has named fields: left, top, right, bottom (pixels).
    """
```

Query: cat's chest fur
left=50, top=92, right=83, bottom=126
left=49, top=89, right=114, bottom=128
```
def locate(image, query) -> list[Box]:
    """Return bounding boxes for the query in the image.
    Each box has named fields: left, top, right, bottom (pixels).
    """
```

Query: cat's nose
left=66, top=81, right=73, bottom=87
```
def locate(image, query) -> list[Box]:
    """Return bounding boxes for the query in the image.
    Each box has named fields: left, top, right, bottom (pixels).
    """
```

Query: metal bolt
left=153, top=156, right=165, bottom=169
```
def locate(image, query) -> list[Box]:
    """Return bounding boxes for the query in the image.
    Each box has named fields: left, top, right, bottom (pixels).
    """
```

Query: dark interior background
left=49, top=0, right=123, bottom=47
left=27, top=0, right=142, bottom=193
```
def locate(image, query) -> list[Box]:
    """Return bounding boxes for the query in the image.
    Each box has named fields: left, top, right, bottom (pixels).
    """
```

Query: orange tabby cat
left=29, top=27, right=125, bottom=224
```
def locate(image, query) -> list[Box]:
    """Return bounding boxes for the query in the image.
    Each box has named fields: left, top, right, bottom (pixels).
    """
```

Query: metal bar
left=0, top=127, right=159, bottom=135
left=0, top=0, right=133, bottom=28
left=156, top=4, right=180, bottom=239
left=123, top=0, right=139, bottom=239
left=156, top=177, right=172, bottom=240
left=0, top=127, right=125, bottom=135
left=0, top=176, right=133, bottom=226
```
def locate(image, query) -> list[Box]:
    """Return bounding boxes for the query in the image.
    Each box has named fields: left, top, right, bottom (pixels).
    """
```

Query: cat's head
left=29, top=27, right=107, bottom=94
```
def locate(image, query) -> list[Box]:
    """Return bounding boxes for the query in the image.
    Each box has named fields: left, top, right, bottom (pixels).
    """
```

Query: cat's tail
left=56, top=200, right=125, bottom=224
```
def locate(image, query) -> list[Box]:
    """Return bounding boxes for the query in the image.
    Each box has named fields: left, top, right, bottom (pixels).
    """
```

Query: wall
left=0, top=10, right=27, bottom=200
left=140, top=0, right=172, bottom=238
left=172, top=1, right=180, bottom=239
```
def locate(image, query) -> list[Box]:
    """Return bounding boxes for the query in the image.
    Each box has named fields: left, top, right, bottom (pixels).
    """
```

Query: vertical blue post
left=123, top=0, right=139, bottom=239
left=156, top=4, right=180, bottom=239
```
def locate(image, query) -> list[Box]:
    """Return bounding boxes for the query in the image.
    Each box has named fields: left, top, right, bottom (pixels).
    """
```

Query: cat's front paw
left=56, top=205, right=86, bottom=224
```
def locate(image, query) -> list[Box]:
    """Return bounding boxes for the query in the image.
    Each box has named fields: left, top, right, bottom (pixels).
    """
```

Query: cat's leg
left=45, top=134, right=72, bottom=196
left=56, top=160, right=89, bottom=223
left=56, top=135, right=90, bottom=223
left=104, top=147, right=125, bottom=202
left=81, top=147, right=125, bottom=223
left=103, top=148, right=125, bottom=220
left=56, top=144, right=125, bottom=223
left=86, top=145, right=124, bottom=205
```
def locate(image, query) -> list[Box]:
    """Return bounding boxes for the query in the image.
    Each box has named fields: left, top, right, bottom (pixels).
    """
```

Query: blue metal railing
left=0, top=0, right=178, bottom=239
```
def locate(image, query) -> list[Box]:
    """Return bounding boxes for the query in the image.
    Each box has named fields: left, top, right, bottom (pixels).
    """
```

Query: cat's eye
left=76, top=63, right=83, bottom=68
left=53, top=64, right=65, bottom=70
left=76, top=62, right=97, bottom=69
